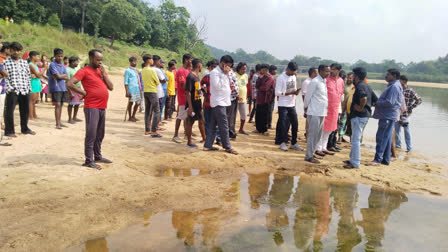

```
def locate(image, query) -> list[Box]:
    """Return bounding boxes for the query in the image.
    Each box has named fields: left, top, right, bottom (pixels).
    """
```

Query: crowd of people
left=0, top=38, right=423, bottom=170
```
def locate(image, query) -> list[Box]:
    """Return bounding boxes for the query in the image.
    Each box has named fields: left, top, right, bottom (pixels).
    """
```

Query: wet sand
left=0, top=73, right=447, bottom=251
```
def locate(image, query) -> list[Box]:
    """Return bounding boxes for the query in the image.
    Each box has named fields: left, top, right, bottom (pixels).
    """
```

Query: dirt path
left=0, top=74, right=446, bottom=251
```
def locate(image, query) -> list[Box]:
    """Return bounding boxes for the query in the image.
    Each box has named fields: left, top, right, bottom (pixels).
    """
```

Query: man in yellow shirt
left=141, top=54, right=161, bottom=137
left=236, top=62, right=249, bottom=135
left=165, top=60, right=177, bottom=120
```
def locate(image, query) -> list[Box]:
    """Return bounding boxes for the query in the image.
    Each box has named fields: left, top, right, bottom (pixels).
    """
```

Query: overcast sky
left=148, top=0, right=447, bottom=64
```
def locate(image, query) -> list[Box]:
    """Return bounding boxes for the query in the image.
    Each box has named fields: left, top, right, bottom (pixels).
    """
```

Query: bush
left=47, top=13, right=61, bottom=29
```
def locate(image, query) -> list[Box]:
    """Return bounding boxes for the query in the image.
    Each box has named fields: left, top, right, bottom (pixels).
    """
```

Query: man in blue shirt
left=124, top=56, right=141, bottom=122
left=368, top=68, right=403, bottom=166
left=48, top=48, right=69, bottom=129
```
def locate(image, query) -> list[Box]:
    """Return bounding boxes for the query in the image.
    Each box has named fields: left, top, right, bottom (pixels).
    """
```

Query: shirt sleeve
left=304, top=80, right=317, bottom=109
left=210, top=70, right=228, bottom=91
left=275, top=75, right=286, bottom=96
left=377, top=85, right=401, bottom=108
left=409, top=89, right=422, bottom=110
left=124, top=70, right=130, bottom=86
left=73, top=68, right=85, bottom=82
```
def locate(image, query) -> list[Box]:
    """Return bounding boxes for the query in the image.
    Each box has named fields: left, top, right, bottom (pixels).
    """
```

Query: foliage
left=47, top=13, right=62, bottom=29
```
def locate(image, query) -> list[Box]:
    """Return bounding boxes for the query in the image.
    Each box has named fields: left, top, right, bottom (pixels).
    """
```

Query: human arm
left=100, top=65, right=113, bottom=91
left=66, top=77, right=87, bottom=97
left=408, top=89, right=422, bottom=112
left=304, top=81, right=317, bottom=109
left=376, top=85, right=400, bottom=108
left=124, top=70, right=131, bottom=97
left=210, top=70, right=230, bottom=91
left=49, top=64, right=69, bottom=81
left=353, top=97, right=367, bottom=112
left=185, top=79, right=194, bottom=116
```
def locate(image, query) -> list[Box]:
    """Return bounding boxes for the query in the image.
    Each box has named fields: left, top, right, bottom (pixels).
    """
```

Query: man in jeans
left=3, top=42, right=35, bottom=137
left=368, top=69, right=403, bottom=166
left=395, top=75, right=422, bottom=152
left=275, top=62, right=303, bottom=151
left=141, top=54, right=161, bottom=137
left=66, top=49, right=114, bottom=170
left=203, top=55, right=238, bottom=155
left=343, top=67, right=377, bottom=169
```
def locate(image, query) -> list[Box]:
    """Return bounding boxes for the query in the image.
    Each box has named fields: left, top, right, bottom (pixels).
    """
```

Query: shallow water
left=67, top=173, right=448, bottom=252
left=156, top=168, right=214, bottom=177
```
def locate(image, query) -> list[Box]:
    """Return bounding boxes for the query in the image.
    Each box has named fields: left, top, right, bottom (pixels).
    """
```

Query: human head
left=182, top=54, right=193, bottom=69
left=9, top=42, right=23, bottom=60
left=352, top=67, right=367, bottom=84
left=339, top=70, right=347, bottom=81
left=399, top=75, right=408, bottom=88
left=236, top=62, right=248, bottom=75
left=0, top=42, right=10, bottom=56
left=386, top=68, right=400, bottom=82
left=29, top=51, right=40, bottom=62
left=63, top=56, right=68, bottom=65
left=142, top=54, right=153, bottom=67
left=208, top=59, right=219, bottom=71
left=53, top=48, right=64, bottom=63
left=269, top=65, right=278, bottom=76
left=318, top=64, right=330, bottom=79
left=69, top=56, right=79, bottom=68
left=330, top=63, right=342, bottom=78
left=308, top=67, right=318, bottom=78
left=152, top=55, right=161, bottom=67
left=88, top=49, right=103, bottom=69
left=346, top=72, right=354, bottom=85
left=286, top=61, right=298, bottom=76
left=159, top=59, right=165, bottom=69
left=168, top=60, right=177, bottom=71
left=255, top=64, right=261, bottom=73
left=192, top=58, right=202, bottom=72
left=219, top=55, right=234, bottom=70
left=249, top=69, right=255, bottom=77
left=260, top=64, right=270, bottom=75
left=41, top=53, right=47, bottom=63
left=129, top=56, right=137, bottom=68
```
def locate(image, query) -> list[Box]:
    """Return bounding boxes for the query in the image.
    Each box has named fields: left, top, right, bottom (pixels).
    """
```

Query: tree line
left=1, top=0, right=213, bottom=60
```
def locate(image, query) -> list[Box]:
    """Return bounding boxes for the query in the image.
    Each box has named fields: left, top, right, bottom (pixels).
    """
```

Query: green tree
left=48, top=13, right=62, bottom=29
left=100, top=0, right=144, bottom=47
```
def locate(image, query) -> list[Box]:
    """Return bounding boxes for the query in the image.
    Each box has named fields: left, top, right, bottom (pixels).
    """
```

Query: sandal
left=0, top=142, right=12, bottom=146
left=187, top=143, right=198, bottom=148
left=225, top=148, right=238, bottom=155
left=95, top=158, right=113, bottom=164
left=204, top=147, right=219, bottom=151
left=305, top=158, right=320, bottom=164
left=82, top=162, right=102, bottom=170
left=366, top=161, right=381, bottom=166
left=151, top=133, right=162, bottom=138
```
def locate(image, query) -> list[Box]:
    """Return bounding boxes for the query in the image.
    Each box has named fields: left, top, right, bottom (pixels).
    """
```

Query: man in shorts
left=172, top=54, right=192, bottom=143
left=185, top=58, right=206, bottom=147
left=124, top=56, right=142, bottom=122
left=48, top=48, right=69, bottom=129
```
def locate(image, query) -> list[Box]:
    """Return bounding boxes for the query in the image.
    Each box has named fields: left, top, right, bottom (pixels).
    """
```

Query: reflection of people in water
left=248, top=173, right=270, bottom=209
left=85, top=237, right=109, bottom=252
left=293, top=177, right=331, bottom=250
left=266, top=174, right=294, bottom=246
left=330, top=183, right=362, bottom=251
left=357, top=187, right=408, bottom=251
left=172, top=211, right=196, bottom=246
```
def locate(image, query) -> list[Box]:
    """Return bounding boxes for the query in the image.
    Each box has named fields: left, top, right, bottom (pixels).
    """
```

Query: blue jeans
left=374, top=119, right=395, bottom=165
left=395, top=121, right=412, bottom=151
left=349, top=117, right=369, bottom=168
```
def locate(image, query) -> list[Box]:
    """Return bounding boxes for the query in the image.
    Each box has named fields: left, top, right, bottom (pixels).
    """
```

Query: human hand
left=223, top=65, right=231, bottom=75
left=187, top=108, right=193, bottom=117
left=126, top=92, right=130, bottom=98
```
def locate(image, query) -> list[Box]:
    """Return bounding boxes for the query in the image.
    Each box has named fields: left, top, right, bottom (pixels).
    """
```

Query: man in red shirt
left=66, top=49, right=114, bottom=170
left=172, top=54, right=192, bottom=143
left=255, top=64, right=275, bottom=135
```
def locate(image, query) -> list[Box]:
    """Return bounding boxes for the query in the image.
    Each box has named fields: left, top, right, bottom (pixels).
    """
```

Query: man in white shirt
left=304, top=65, right=330, bottom=163
left=203, top=55, right=238, bottom=155
left=301, top=67, right=318, bottom=138
left=152, top=55, right=167, bottom=130
left=275, top=62, right=303, bottom=151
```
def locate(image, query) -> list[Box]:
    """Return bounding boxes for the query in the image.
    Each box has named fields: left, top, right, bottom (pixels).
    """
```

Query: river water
left=67, top=172, right=448, bottom=251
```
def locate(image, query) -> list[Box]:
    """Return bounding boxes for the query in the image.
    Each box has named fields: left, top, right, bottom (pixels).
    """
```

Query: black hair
left=269, top=65, right=277, bottom=72
left=400, top=75, right=408, bottom=83
left=142, top=54, right=152, bottom=63
left=308, top=67, right=317, bottom=77
left=182, top=54, right=193, bottom=63
left=220, top=55, right=234, bottom=64
left=192, top=58, right=202, bottom=69
left=387, top=68, right=401, bottom=79
left=9, top=42, right=23, bottom=51
left=347, top=72, right=353, bottom=77
left=255, top=64, right=261, bottom=72
left=129, top=56, right=137, bottom=62
left=63, top=56, right=68, bottom=60
left=53, top=48, right=63, bottom=56
left=29, top=51, right=40, bottom=58
left=206, top=61, right=212, bottom=67
left=210, top=59, right=219, bottom=66
left=339, top=70, right=347, bottom=79
left=318, top=64, right=329, bottom=72
left=168, top=60, right=176, bottom=69
left=69, top=56, right=79, bottom=64
left=171, top=59, right=177, bottom=64
left=141, top=63, right=145, bottom=68
left=0, top=42, right=10, bottom=53
left=153, top=55, right=161, bottom=62
left=236, top=62, right=247, bottom=73
left=287, top=62, right=298, bottom=71
left=260, top=64, right=270, bottom=70
left=250, top=69, right=255, bottom=74
left=88, top=49, right=102, bottom=58
left=330, top=63, right=342, bottom=70
left=352, top=67, right=367, bottom=80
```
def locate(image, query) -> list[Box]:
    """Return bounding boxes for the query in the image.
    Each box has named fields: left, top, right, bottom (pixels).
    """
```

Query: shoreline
left=0, top=73, right=447, bottom=251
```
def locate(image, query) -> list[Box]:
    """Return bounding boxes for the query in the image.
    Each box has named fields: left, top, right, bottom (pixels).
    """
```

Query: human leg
left=18, top=94, right=31, bottom=133
left=94, top=109, right=106, bottom=161
left=373, top=119, right=395, bottom=164
left=403, top=121, right=412, bottom=152
left=215, top=106, right=232, bottom=149
left=144, top=93, right=152, bottom=132
left=4, top=92, right=18, bottom=135
left=150, top=93, right=160, bottom=133
left=84, top=108, right=99, bottom=163
left=287, top=107, right=298, bottom=145
left=394, top=121, right=402, bottom=148
left=349, top=117, right=369, bottom=167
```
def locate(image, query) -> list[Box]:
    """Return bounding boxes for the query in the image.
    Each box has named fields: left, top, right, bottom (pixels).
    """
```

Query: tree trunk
left=110, top=34, right=115, bottom=47
left=81, top=0, right=87, bottom=34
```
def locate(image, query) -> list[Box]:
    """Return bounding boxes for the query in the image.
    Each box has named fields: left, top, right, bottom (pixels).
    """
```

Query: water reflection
left=157, top=168, right=214, bottom=177
left=69, top=173, right=448, bottom=252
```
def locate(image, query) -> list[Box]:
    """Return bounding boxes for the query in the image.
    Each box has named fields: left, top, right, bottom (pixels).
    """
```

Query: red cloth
left=247, top=75, right=253, bottom=98
left=173, top=69, right=178, bottom=88
left=323, top=75, right=344, bottom=131
left=73, top=66, right=109, bottom=109
left=175, top=67, right=190, bottom=106
left=255, top=73, right=275, bottom=105
left=201, top=74, right=211, bottom=109
left=22, top=51, right=29, bottom=60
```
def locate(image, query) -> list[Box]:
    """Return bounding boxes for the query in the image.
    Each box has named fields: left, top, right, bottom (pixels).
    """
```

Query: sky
left=148, top=0, right=448, bottom=64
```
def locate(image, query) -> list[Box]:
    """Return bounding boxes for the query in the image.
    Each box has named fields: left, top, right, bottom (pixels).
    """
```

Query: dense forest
left=0, top=0, right=213, bottom=60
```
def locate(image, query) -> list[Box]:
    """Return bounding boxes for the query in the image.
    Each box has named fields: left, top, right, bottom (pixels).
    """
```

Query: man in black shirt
left=185, top=58, right=206, bottom=147
left=344, top=67, right=378, bottom=169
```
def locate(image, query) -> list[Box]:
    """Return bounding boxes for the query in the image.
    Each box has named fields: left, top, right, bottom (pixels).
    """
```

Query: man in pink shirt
left=315, top=63, right=344, bottom=157
left=172, top=54, right=192, bottom=143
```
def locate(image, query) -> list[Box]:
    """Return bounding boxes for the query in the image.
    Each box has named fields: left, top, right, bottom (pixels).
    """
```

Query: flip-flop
left=366, top=162, right=381, bottom=166
left=0, top=142, right=12, bottom=146
left=95, top=158, right=113, bottom=164
left=151, top=134, right=162, bottom=138
left=239, top=131, right=249, bottom=135
left=203, top=147, right=219, bottom=151
left=305, top=158, right=320, bottom=164
left=225, top=148, right=238, bottom=155
left=82, top=162, right=102, bottom=170
left=187, top=143, right=198, bottom=148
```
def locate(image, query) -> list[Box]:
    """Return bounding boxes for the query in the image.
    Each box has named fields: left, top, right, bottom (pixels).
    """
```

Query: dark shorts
left=52, top=91, right=68, bottom=103
left=187, top=109, right=203, bottom=122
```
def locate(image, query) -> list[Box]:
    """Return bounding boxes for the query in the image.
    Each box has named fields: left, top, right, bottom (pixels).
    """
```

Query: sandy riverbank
left=0, top=73, right=447, bottom=251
